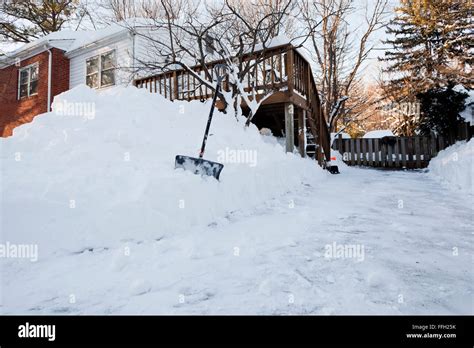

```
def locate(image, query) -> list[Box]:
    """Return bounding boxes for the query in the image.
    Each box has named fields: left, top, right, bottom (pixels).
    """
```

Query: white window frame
left=86, top=50, right=116, bottom=89
left=18, top=62, right=39, bottom=99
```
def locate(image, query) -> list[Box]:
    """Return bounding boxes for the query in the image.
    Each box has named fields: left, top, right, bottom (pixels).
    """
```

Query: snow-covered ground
left=1, top=86, right=472, bottom=314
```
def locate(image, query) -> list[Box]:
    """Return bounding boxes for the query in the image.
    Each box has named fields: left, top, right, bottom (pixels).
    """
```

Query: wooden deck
left=134, top=44, right=331, bottom=166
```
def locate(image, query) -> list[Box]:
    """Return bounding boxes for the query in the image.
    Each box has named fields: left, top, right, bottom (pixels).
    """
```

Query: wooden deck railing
left=135, top=44, right=295, bottom=100
left=135, top=44, right=331, bottom=165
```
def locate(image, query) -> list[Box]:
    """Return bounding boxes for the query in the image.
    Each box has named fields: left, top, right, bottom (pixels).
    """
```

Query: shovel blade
left=175, top=155, right=224, bottom=180
left=327, top=165, right=340, bottom=174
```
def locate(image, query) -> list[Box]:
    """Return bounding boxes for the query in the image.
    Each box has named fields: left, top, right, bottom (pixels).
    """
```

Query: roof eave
left=0, top=42, right=52, bottom=69
left=65, top=29, right=130, bottom=58
left=0, top=39, right=74, bottom=69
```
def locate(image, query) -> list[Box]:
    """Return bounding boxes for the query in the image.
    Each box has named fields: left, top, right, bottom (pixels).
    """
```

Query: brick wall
left=0, top=48, right=70, bottom=137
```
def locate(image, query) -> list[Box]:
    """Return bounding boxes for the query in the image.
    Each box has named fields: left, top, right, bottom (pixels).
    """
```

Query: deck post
left=285, top=103, right=295, bottom=153
left=173, top=71, right=178, bottom=101
left=298, top=108, right=306, bottom=157
left=286, top=50, right=294, bottom=96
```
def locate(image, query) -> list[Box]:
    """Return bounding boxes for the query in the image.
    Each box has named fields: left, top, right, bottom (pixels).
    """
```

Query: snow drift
left=428, top=138, right=474, bottom=194
left=0, top=85, right=326, bottom=257
left=363, top=130, right=394, bottom=138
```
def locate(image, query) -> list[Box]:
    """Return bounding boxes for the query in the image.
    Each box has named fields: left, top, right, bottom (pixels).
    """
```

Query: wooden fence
left=333, top=122, right=473, bottom=169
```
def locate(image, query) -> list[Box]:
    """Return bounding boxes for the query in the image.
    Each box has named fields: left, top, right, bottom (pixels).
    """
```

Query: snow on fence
left=333, top=122, right=473, bottom=169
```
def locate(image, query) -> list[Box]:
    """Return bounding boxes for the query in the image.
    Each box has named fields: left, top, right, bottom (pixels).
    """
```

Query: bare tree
left=130, top=0, right=303, bottom=125
left=0, top=0, right=80, bottom=43
left=97, top=0, right=163, bottom=23
left=300, top=0, right=388, bottom=132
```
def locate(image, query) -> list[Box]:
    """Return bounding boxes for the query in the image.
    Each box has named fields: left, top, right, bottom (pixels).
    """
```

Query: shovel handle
left=198, top=65, right=228, bottom=158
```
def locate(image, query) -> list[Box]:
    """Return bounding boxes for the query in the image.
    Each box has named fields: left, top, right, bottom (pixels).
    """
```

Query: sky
left=347, top=0, right=398, bottom=83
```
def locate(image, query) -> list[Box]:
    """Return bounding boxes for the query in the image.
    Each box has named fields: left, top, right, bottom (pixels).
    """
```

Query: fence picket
left=350, top=139, right=355, bottom=165
left=400, top=137, right=407, bottom=168
left=422, top=137, right=429, bottom=162
left=406, top=137, right=413, bottom=166
left=463, top=122, right=469, bottom=140
left=414, top=137, right=421, bottom=168
left=387, top=142, right=393, bottom=167
left=368, top=139, right=373, bottom=166
left=356, top=139, right=361, bottom=165
left=374, top=139, right=380, bottom=166
left=344, top=139, right=350, bottom=163
left=430, top=134, right=437, bottom=158
left=362, top=139, right=367, bottom=166
left=394, top=138, right=400, bottom=168
left=380, top=142, right=387, bottom=167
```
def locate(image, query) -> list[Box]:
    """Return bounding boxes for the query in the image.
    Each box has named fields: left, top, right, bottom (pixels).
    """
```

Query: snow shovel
left=175, top=65, right=226, bottom=180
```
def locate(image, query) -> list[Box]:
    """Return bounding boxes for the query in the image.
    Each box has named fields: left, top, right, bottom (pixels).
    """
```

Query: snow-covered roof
left=249, top=33, right=310, bottom=61
left=0, top=30, right=82, bottom=68
left=4, top=30, right=82, bottom=54
left=66, top=18, right=169, bottom=54
left=331, top=132, right=351, bottom=140
left=363, top=130, right=394, bottom=138
left=65, top=23, right=129, bottom=54
left=250, top=34, right=292, bottom=52
left=0, top=20, right=150, bottom=66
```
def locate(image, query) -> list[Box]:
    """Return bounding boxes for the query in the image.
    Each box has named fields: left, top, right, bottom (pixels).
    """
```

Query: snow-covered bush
left=454, top=85, right=474, bottom=125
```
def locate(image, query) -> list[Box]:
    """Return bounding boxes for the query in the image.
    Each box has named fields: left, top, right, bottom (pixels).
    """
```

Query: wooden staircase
left=305, top=133, right=316, bottom=159
left=304, top=69, right=331, bottom=166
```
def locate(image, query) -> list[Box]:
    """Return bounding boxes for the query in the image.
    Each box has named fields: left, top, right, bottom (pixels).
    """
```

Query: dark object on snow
left=174, top=64, right=227, bottom=180
left=175, top=155, right=224, bottom=180
left=326, top=165, right=340, bottom=174
left=380, top=136, right=397, bottom=146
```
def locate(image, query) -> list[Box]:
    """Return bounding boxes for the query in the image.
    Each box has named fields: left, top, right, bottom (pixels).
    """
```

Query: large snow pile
left=428, top=138, right=474, bottom=194
left=363, top=130, right=394, bottom=138
left=0, top=85, right=326, bottom=257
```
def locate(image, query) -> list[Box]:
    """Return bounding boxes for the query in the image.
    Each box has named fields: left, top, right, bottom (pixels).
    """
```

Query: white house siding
left=132, top=27, right=170, bottom=79
left=67, top=24, right=222, bottom=90
left=132, top=26, right=221, bottom=79
left=68, top=34, right=135, bottom=89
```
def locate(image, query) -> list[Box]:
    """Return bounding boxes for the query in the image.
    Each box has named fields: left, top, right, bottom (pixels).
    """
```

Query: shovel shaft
left=199, top=80, right=221, bottom=158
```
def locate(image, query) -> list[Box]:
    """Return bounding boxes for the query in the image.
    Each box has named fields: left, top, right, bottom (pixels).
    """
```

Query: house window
left=86, top=50, right=116, bottom=89
left=18, top=63, right=39, bottom=99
